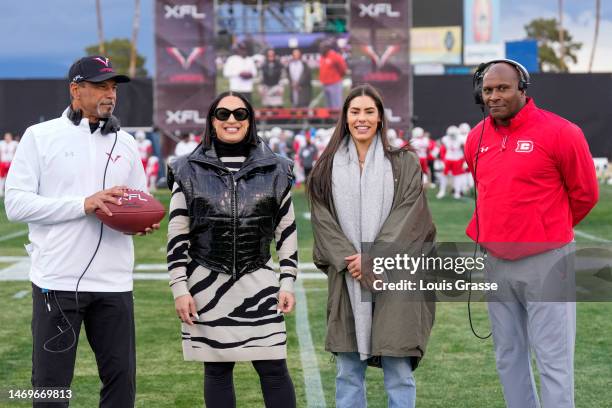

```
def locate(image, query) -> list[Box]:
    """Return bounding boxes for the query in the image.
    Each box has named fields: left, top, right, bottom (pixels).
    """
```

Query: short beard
left=96, top=100, right=115, bottom=119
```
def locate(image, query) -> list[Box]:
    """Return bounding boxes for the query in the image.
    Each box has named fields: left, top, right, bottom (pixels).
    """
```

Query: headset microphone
left=100, top=115, right=121, bottom=135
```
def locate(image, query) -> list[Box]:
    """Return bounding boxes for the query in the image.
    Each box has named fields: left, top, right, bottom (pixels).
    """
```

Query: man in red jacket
left=465, top=61, right=598, bottom=408
left=318, top=41, right=347, bottom=109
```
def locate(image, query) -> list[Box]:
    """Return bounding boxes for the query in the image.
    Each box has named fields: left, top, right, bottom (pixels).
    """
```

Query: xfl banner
left=350, top=0, right=412, bottom=130
left=154, top=0, right=216, bottom=135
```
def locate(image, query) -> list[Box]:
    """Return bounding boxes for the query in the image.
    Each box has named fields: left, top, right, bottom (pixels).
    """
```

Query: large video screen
left=214, top=33, right=350, bottom=112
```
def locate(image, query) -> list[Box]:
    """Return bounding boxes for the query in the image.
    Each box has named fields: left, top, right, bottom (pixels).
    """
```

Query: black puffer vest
left=168, top=139, right=294, bottom=279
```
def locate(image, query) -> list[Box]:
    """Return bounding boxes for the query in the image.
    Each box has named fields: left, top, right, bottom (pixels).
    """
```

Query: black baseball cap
left=68, top=55, right=130, bottom=84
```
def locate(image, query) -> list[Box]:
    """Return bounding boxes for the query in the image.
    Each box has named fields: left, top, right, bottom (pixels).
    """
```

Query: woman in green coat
left=307, top=84, right=436, bottom=408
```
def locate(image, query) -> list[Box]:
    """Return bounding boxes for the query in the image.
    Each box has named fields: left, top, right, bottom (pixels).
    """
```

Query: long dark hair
left=202, top=91, right=258, bottom=148
left=306, top=84, right=408, bottom=207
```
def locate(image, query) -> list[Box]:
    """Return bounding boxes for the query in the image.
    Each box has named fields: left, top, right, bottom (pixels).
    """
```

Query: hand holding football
left=95, top=189, right=165, bottom=234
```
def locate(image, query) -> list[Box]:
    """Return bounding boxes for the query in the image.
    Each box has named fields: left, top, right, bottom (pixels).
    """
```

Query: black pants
left=204, top=360, right=296, bottom=408
left=304, top=166, right=313, bottom=181
left=31, top=284, right=136, bottom=408
left=428, top=160, right=437, bottom=184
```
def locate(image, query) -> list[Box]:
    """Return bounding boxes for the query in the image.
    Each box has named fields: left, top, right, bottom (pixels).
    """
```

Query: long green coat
left=310, top=149, right=436, bottom=368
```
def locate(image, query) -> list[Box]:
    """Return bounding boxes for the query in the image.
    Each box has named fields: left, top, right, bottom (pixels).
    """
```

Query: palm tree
left=588, top=0, right=601, bottom=72
left=129, top=0, right=141, bottom=78
left=96, top=0, right=105, bottom=54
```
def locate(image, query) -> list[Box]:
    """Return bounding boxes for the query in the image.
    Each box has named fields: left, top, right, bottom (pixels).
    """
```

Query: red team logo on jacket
left=515, top=140, right=533, bottom=153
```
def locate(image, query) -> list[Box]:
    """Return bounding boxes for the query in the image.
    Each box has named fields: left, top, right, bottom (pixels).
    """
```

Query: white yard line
left=0, top=229, right=27, bottom=242
left=12, top=290, right=28, bottom=299
left=299, top=273, right=327, bottom=280
left=0, top=256, right=28, bottom=262
left=132, top=272, right=168, bottom=280
left=134, top=263, right=167, bottom=271
left=132, top=272, right=327, bottom=281
left=134, top=262, right=320, bottom=272
left=574, top=230, right=611, bottom=243
left=1, top=257, right=327, bottom=281
left=295, top=279, right=327, bottom=408
left=0, top=258, right=31, bottom=281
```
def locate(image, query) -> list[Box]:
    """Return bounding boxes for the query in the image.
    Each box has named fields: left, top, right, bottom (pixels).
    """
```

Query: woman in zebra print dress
left=167, top=92, right=298, bottom=407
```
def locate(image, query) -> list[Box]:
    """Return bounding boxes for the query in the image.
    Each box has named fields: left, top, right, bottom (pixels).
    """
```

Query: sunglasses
left=213, top=107, right=249, bottom=121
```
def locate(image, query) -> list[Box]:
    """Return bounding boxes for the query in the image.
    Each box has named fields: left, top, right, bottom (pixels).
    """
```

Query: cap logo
left=72, top=75, right=84, bottom=83
left=93, top=57, right=110, bottom=67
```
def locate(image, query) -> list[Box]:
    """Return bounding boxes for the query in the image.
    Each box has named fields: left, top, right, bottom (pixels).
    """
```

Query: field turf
left=1, top=186, right=611, bottom=407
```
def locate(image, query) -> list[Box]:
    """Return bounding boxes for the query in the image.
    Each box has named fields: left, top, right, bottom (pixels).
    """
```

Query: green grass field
left=1, top=186, right=611, bottom=407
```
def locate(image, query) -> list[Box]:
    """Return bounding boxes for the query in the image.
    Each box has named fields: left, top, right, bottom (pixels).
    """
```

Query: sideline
left=295, top=279, right=327, bottom=408
left=0, top=229, right=28, bottom=242
left=574, top=229, right=611, bottom=243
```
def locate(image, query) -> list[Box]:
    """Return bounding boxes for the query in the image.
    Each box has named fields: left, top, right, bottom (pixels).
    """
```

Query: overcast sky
left=0, top=0, right=610, bottom=78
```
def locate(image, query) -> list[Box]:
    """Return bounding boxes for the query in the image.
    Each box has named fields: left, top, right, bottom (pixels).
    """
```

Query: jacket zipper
left=190, top=153, right=275, bottom=279
left=501, top=135, right=508, bottom=151
left=230, top=172, right=238, bottom=280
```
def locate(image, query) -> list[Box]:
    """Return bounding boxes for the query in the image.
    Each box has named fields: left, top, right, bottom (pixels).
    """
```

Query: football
left=95, top=189, right=166, bottom=234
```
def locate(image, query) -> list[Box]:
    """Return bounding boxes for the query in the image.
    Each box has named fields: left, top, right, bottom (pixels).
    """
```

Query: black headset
left=472, top=58, right=530, bottom=106
left=67, top=105, right=121, bottom=135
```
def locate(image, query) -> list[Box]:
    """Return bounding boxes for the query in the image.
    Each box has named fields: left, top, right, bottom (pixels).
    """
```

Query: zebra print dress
left=167, top=146, right=298, bottom=362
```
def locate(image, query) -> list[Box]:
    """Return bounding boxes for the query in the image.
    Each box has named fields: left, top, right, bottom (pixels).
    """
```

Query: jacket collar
left=189, top=137, right=278, bottom=178
left=488, top=97, right=537, bottom=132
left=62, top=107, right=102, bottom=133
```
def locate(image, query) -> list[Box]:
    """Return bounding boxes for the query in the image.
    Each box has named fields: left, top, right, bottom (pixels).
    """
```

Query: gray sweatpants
left=486, top=243, right=576, bottom=408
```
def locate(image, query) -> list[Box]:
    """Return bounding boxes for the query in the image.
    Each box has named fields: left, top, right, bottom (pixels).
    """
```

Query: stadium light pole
left=558, top=0, right=565, bottom=71
left=258, top=0, right=264, bottom=33
left=129, top=0, right=141, bottom=78
left=588, top=0, right=601, bottom=72
left=96, top=0, right=105, bottom=54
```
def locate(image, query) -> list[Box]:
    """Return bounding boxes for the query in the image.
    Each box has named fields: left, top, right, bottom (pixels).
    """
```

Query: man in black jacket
left=286, top=48, right=312, bottom=108
left=260, top=48, right=285, bottom=107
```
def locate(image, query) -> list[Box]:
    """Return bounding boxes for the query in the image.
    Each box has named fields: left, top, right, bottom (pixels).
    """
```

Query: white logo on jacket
left=515, top=141, right=534, bottom=153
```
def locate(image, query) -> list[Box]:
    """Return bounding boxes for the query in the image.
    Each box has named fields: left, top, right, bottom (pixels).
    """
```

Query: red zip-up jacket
left=465, top=98, right=598, bottom=260
left=319, top=50, right=347, bottom=85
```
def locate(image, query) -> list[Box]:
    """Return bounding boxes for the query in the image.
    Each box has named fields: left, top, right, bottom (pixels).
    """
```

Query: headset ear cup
left=473, top=63, right=487, bottom=105
left=474, top=82, right=484, bottom=105
left=68, top=107, right=83, bottom=126
left=473, top=69, right=485, bottom=106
